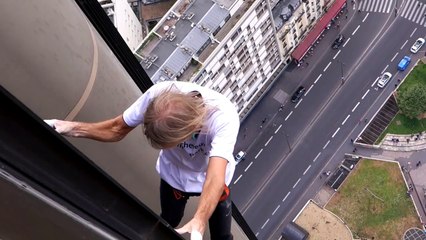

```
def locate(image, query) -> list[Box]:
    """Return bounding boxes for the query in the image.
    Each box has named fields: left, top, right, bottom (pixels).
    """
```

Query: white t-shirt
left=123, top=81, right=240, bottom=193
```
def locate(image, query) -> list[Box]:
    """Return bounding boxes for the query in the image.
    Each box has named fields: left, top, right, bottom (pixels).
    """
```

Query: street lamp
left=281, top=125, right=292, bottom=152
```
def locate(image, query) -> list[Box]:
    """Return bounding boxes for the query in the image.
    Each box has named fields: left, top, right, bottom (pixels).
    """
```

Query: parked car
left=291, top=86, right=306, bottom=103
left=332, top=34, right=345, bottom=49
left=235, top=151, right=246, bottom=164
left=397, top=56, right=411, bottom=71
left=377, top=72, right=392, bottom=88
left=410, top=38, right=425, bottom=53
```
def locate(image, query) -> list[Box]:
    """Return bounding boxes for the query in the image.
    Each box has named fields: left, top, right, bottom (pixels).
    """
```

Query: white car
left=377, top=72, right=392, bottom=88
left=235, top=151, right=246, bottom=164
left=410, top=38, right=425, bottom=53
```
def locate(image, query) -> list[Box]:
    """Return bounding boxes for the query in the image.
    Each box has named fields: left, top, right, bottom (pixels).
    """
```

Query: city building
left=134, top=0, right=343, bottom=119
left=98, top=0, right=143, bottom=51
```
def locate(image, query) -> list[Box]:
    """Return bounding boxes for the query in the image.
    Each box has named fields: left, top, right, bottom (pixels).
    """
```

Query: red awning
left=291, top=0, right=347, bottom=62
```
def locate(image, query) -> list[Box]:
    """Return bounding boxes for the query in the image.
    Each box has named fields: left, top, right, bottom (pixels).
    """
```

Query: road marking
left=332, top=127, right=340, bottom=138
left=272, top=205, right=280, bottom=215
left=352, top=102, right=360, bottom=112
left=391, top=52, right=399, bottom=62
left=275, top=124, right=282, bottom=134
left=285, top=111, right=293, bottom=121
left=342, top=114, right=350, bottom=125
left=295, top=99, right=303, bottom=108
left=255, top=149, right=263, bottom=159
left=293, top=178, right=301, bottom=188
left=305, top=85, right=314, bottom=96
left=233, top=174, right=242, bottom=184
left=410, top=28, right=417, bottom=38
left=303, top=165, right=311, bottom=175
left=333, top=49, right=341, bottom=59
left=245, top=161, right=253, bottom=172
left=362, top=89, right=369, bottom=100
left=265, top=136, right=273, bottom=146
left=381, top=65, right=388, bottom=74
left=314, top=74, right=322, bottom=84
left=261, top=219, right=269, bottom=229
left=323, top=140, right=330, bottom=149
left=342, top=37, right=350, bottom=47
left=255, top=232, right=259, bottom=237
left=400, top=40, right=408, bottom=50
left=313, top=152, right=321, bottom=162
left=372, top=77, right=379, bottom=87
left=282, top=192, right=291, bottom=202
left=323, top=62, right=332, bottom=72
left=352, top=25, right=360, bottom=35
left=362, top=13, right=369, bottom=22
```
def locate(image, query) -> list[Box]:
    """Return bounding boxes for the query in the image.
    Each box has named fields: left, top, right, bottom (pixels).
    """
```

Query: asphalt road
left=232, top=1, right=426, bottom=239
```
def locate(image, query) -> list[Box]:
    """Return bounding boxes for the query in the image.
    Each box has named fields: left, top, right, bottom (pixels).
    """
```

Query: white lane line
left=265, top=136, right=273, bottom=146
left=261, top=218, right=269, bottom=229
left=293, top=178, right=301, bottom=189
left=342, top=37, right=351, bottom=47
left=323, top=62, right=332, bottom=72
left=332, top=127, right=340, bottom=138
left=255, top=232, right=259, bottom=237
left=333, top=49, right=341, bottom=59
left=410, top=28, right=417, bottom=38
left=245, top=161, right=253, bottom=172
left=362, top=13, right=369, bottom=22
left=400, top=40, right=408, bottom=50
left=255, top=149, right=263, bottom=159
left=314, top=74, right=322, bottom=84
left=272, top=205, right=280, bottom=215
left=313, top=152, right=321, bottom=162
left=285, top=111, right=293, bottom=121
left=352, top=25, right=360, bottom=35
left=275, top=124, right=282, bottom=134
left=391, top=52, right=399, bottom=62
left=282, top=192, right=291, bottom=202
left=295, top=99, right=303, bottom=109
left=323, top=140, right=330, bottom=149
left=342, top=114, right=350, bottom=125
left=233, top=174, right=242, bottom=184
left=381, top=65, right=389, bottom=74
left=305, top=85, right=314, bottom=96
left=362, top=89, right=370, bottom=99
left=372, top=77, right=379, bottom=87
left=352, top=102, right=360, bottom=112
left=303, top=165, right=311, bottom=175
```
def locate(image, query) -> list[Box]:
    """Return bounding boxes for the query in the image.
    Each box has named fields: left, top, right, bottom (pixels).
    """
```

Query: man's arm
left=45, top=114, right=134, bottom=142
left=176, top=156, right=227, bottom=237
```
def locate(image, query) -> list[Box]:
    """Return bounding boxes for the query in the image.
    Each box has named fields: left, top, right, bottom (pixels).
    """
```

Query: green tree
left=398, top=84, right=426, bottom=119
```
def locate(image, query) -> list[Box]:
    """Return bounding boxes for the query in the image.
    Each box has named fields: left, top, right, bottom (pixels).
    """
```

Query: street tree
left=398, top=84, right=426, bottom=119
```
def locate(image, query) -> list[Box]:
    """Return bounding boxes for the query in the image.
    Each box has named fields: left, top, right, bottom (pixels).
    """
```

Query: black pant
left=160, top=179, right=233, bottom=240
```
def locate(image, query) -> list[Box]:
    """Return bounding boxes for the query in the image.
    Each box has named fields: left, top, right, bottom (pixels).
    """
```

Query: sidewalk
left=380, top=132, right=426, bottom=151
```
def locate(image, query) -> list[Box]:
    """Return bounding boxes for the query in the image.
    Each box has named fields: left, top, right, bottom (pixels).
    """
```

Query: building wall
left=276, top=0, right=325, bottom=61
left=193, top=0, right=283, bottom=117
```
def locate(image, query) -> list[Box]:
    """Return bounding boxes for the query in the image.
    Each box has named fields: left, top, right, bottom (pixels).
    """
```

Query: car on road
left=397, top=56, right=411, bottom=71
left=235, top=151, right=246, bottom=164
left=291, top=86, right=306, bottom=103
left=410, top=38, right=425, bottom=53
left=377, top=72, right=392, bottom=88
left=331, top=34, right=345, bottom=49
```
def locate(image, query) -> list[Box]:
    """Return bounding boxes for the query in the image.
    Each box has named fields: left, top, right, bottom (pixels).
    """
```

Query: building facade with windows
left=98, top=0, right=143, bottom=51
left=134, top=0, right=335, bottom=119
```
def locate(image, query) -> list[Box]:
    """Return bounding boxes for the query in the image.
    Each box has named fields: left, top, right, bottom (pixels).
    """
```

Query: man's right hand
left=44, top=119, right=76, bottom=136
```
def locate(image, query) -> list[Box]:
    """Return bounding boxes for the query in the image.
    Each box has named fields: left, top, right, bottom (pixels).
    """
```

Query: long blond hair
left=143, top=89, right=207, bottom=149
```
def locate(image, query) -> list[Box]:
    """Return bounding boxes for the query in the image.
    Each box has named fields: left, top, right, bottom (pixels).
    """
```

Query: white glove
left=44, top=119, right=75, bottom=136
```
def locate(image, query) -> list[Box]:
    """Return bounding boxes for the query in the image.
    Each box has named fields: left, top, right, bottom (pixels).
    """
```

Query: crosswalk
left=356, top=0, right=426, bottom=26
left=399, top=0, right=426, bottom=26
left=357, top=0, right=394, bottom=13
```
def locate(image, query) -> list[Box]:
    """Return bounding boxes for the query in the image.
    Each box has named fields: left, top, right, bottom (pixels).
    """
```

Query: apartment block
left=135, top=0, right=283, bottom=118
left=98, top=0, right=143, bottom=51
